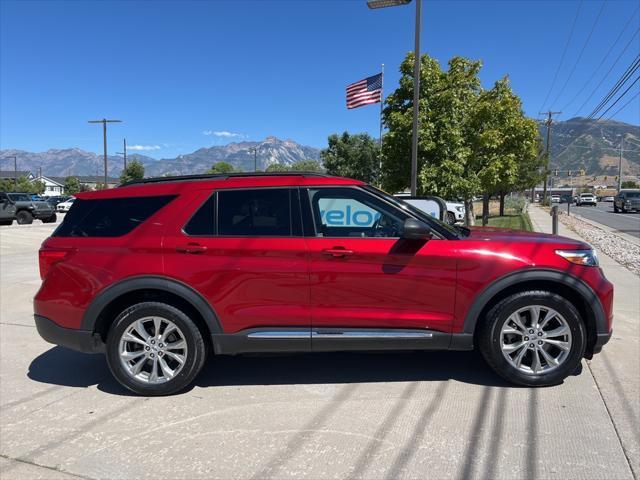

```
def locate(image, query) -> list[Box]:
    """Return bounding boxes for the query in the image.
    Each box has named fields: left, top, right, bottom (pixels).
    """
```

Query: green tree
left=465, top=77, right=541, bottom=221
left=290, top=160, right=324, bottom=172
left=383, top=53, right=542, bottom=224
left=64, top=176, right=82, bottom=195
left=120, top=160, right=145, bottom=184
left=265, top=163, right=291, bottom=172
left=621, top=180, right=639, bottom=189
left=206, top=162, right=235, bottom=174
left=321, top=132, right=380, bottom=183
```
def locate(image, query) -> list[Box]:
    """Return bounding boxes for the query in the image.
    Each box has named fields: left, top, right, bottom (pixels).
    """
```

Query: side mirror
left=402, top=218, right=433, bottom=240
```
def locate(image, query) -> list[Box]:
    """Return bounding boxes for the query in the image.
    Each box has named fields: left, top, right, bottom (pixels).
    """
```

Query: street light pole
left=367, top=0, right=419, bottom=194
left=410, top=0, right=421, bottom=196
left=88, top=118, right=122, bottom=188
left=618, top=137, right=624, bottom=191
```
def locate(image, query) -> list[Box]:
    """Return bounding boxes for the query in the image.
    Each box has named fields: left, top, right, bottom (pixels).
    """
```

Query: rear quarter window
left=53, top=195, right=176, bottom=237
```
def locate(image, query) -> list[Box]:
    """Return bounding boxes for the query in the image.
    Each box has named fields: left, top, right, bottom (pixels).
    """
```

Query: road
left=569, top=202, right=640, bottom=238
left=0, top=220, right=638, bottom=480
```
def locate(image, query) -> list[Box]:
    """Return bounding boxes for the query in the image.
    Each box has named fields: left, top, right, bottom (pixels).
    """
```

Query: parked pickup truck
left=4, top=192, right=57, bottom=224
left=0, top=192, right=18, bottom=225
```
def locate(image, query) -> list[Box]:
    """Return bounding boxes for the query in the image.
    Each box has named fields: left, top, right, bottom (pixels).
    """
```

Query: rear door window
left=53, top=195, right=176, bottom=237
left=217, top=188, right=293, bottom=236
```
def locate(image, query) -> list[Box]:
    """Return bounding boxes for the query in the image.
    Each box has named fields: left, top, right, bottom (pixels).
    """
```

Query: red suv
left=34, top=173, right=613, bottom=395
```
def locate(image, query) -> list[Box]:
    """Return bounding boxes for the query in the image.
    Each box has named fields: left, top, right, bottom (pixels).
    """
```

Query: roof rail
left=120, top=171, right=330, bottom=187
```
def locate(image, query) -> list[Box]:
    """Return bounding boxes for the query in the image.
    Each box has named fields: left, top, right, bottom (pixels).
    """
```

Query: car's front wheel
left=106, top=302, right=207, bottom=396
left=478, top=291, right=585, bottom=386
left=16, top=210, right=33, bottom=224
left=42, top=213, right=57, bottom=223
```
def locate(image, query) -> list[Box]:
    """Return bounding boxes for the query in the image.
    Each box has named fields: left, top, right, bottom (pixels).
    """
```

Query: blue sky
left=1, top=0, right=639, bottom=160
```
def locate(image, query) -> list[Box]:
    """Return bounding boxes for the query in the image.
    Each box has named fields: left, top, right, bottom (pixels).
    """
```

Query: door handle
left=322, top=247, right=354, bottom=258
left=176, top=243, right=208, bottom=254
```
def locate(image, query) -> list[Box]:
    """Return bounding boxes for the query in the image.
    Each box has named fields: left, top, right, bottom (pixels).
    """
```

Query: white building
left=35, top=176, right=65, bottom=197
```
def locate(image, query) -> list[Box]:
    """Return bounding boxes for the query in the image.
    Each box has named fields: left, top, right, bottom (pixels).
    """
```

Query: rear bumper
left=34, top=315, right=104, bottom=353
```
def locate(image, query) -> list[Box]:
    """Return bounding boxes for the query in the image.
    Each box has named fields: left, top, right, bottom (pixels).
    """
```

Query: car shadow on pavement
left=27, top=347, right=526, bottom=395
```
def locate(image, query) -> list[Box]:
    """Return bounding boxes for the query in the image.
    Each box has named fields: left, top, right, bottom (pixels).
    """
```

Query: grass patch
left=485, top=213, right=533, bottom=231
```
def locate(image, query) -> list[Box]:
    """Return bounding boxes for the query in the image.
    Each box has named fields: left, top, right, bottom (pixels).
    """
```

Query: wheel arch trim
left=462, top=268, right=607, bottom=335
left=81, top=275, right=222, bottom=334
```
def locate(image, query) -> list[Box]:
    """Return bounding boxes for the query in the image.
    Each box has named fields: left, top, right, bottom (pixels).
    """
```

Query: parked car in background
left=551, top=195, right=561, bottom=203
left=576, top=193, right=597, bottom=206
left=35, top=172, right=613, bottom=395
left=0, top=192, right=17, bottom=226
left=46, top=195, right=71, bottom=207
left=5, top=193, right=57, bottom=224
left=614, top=189, right=640, bottom=213
left=56, top=197, right=75, bottom=212
left=603, top=196, right=615, bottom=202
left=395, top=193, right=464, bottom=224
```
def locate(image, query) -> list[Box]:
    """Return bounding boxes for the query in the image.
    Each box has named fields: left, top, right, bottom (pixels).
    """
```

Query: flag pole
left=378, top=64, right=384, bottom=186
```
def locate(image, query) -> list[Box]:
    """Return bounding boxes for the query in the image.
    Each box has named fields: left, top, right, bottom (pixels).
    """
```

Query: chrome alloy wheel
left=118, top=316, right=188, bottom=384
left=500, top=305, right=572, bottom=375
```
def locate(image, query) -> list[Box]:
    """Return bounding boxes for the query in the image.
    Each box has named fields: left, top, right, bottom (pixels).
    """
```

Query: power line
left=596, top=75, right=640, bottom=119
left=587, top=56, right=640, bottom=118
left=574, top=29, right=640, bottom=116
left=605, top=90, right=640, bottom=120
left=550, top=0, right=607, bottom=109
left=539, top=0, right=583, bottom=112
left=562, top=6, right=639, bottom=111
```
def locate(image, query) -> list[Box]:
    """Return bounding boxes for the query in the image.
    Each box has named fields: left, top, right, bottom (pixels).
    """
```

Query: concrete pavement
left=529, top=204, right=640, bottom=479
left=1, top=219, right=638, bottom=479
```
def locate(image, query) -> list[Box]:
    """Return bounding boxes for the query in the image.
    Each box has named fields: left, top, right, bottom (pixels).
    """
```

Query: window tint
left=217, top=189, right=292, bottom=236
left=307, top=187, right=407, bottom=238
left=53, top=195, right=176, bottom=237
left=184, top=194, right=216, bottom=236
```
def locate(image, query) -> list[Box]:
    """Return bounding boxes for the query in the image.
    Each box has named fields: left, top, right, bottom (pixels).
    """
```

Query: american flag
left=346, top=73, right=382, bottom=109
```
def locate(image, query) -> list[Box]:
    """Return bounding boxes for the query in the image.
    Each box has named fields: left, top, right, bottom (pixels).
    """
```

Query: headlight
left=455, top=206, right=464, bottom=212
left=556, top=249, right=599, bottom=267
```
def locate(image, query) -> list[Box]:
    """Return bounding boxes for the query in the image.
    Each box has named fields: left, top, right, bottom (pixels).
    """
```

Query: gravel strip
left=558, top=211, right=640, bottom=276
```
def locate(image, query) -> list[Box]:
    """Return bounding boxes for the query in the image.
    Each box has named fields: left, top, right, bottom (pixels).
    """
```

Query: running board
left=212, top=328, right=473, bottom=355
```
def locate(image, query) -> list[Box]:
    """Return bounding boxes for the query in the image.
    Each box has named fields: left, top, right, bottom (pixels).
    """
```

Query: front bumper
left=589, top=330, right=612, bottom=357
left=35, top=315, right=104, bottom=353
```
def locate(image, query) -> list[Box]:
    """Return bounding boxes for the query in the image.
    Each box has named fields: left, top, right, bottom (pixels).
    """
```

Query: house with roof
left=0, top=170, right=34, bottom=182
left=35, top=176, right=65, bottom=197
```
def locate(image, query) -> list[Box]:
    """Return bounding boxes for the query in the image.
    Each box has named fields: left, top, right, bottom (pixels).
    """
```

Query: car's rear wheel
left=106, top=302, right=207, bottom=396
left=42, top=213, right=57, bottom=223
left=478, top=291, right=585, bottom=386
left=16, top=210, right=33, bottom=225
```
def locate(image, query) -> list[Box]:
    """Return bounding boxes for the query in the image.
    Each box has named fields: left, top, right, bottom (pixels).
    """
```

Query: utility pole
left=88, top=118, right=122, bottom=188
left=12, top=156, right=17, bottom=187
left=250, top=147, right=258, bottom=172
left=618, top=137, right=624, bottom=191
left=116, top=138, right=128, bottom=173
left=539, top=111, right=561, bottom=204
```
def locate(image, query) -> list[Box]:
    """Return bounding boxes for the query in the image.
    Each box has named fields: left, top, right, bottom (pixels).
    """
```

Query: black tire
left=0, top=220, right=12, bottom=226
left=16, top=210, right=33, bottom=225
left=478, top=290, right=586, bottom=387
left=106, top=302, right=207, bottom=396
left=446, top=211, right=456, bottom=225
left=42, top=213, right=57, bottom=223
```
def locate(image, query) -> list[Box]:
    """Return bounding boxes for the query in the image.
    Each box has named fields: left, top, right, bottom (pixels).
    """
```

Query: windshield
left=363, top=185, right=462, bottom=239
left=7, top=193, right=30, bottom=202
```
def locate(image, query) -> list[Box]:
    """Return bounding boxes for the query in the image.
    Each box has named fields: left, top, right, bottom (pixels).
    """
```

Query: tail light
left=39, top=248, right=71, bottom=280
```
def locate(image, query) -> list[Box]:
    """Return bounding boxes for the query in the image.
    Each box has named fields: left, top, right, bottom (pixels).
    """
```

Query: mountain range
left=541, top=117, right=639, bottom=177
left=1, top=118, right=638, bottom=179
left=0, top=136, right=321, bottom=179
